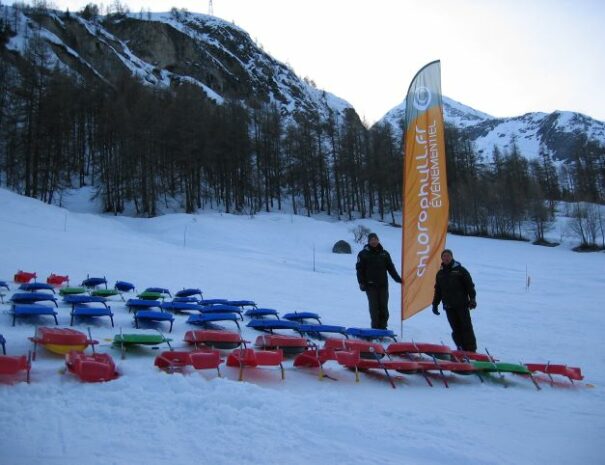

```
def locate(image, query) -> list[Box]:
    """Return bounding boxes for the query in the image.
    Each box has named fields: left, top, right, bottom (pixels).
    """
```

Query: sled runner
left=227, top=347, right=285, bottom=381
left=113, top=330, right=172, bottom=359
left=160, top=301, right=206, bottom=313
left=59, top=287, right=87, bottom=296
left=70, top=305, right=114, bottom=327
left=0, top=353, right=32, bottom=383
left=46, top=274, right=69, bottom=287
left=244, top=308, right=280, bottom=319
left=30, top=327, right=96, bottom=357
left=134, top=310, right=175, bottom=332
left=175, top=288, right=202, bottom=299
left=283, top=312, right=322, bottom=324
left=65, top=350, right=118, bottom=382
left=184, top=329, right=243, bottom=350
left=11, top=292, right=58, bottom=307
left=11, top=304, right=59, bottom=326
left=346, top=328, right=397, bottom=342
left=14, top=270, right=36, bottom=284
left=186, top=313, right=242, bottom=331
left=19, top=283, right=55, bottom=293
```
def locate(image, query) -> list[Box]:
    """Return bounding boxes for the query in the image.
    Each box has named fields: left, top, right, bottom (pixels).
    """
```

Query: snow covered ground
left=0, top=187, right=603, bottom=465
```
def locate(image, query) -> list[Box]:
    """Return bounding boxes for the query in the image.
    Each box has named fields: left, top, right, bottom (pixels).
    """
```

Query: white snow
left=0, top=187, right=603, bottom=465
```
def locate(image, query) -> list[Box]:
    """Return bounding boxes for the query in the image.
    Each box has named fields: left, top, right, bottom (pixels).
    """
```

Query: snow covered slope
left=0, top=187, right=603, bottom=465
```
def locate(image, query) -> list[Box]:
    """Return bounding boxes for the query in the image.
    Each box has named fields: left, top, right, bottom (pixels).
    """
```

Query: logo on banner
left=413, top=86, right=431, bottom=111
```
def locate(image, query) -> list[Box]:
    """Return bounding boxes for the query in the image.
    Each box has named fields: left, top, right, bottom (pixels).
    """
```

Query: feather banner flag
left=401, top=60, right=449, bottom=320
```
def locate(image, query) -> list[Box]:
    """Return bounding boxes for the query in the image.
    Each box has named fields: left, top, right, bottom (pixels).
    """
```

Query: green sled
left=472, top=361, right=531, bottom=375
left=136, top=291, right=164, bottom=300
left=113, top=334, right=171, bottom=346
left=59, top=286, right=87, bottom=296
left=91, top=289, right=121, bottom=297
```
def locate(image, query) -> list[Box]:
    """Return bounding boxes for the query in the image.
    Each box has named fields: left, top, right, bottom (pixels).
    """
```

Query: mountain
left=1, top=7, right=352, bottom=123
left=379, top=96, right=605, bottom=163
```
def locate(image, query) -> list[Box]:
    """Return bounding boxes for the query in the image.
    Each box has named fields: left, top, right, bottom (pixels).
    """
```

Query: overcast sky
left=18, top=0, right=605, bottom=124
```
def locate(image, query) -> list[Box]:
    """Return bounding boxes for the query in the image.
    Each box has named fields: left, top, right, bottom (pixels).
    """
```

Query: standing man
left=432, top=249, right=478, bottom=352
left=356, top=232, right=402, bottom=329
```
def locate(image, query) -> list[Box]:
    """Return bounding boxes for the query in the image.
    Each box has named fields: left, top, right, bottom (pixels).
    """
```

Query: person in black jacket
left=356, top=232, right=402, bottom=329
left=432, top=249, right=478, bottom=352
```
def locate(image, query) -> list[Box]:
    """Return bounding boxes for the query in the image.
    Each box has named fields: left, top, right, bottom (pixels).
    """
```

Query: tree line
left=0, top=8, right=604, bottom=249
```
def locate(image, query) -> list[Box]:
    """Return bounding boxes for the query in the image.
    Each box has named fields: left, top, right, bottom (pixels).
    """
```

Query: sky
left=10, top=0, right=605, bottom=124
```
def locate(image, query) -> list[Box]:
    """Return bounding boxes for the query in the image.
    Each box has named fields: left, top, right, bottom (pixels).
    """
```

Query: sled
left=335, top=350, right=421, bottom=389
left=126, top=299, right=162, bottom=312
left=247, top=319, right=300, bottom=333
left=134, top=310, right=175, bottom=332
left=145, top=287, right=172, bottom=297
left=70, top=305, right=114, bottom=327
left=283, top=312, right=322, bottom=324
left=324, top=338, right=385, bottom=359
left=114, top=281, right=135, bottom=293
left=199, top=298, right=229, bottom=306
left=59, top=287, right=87, bottom=296
left=65, top=350, right=118, bottom=382
left=346, top=328, right=397, bottom=342
left=224, top=300, right=257, bottom=309
left=244, top=308, right=280, bottom=319
left=113, top=331, right=172, bottom=359
left=90, top=289, right=122, bottom=299
left=19, top=283, right=55, bottom=293
left=81, top=276, right=107, bottom=289
left=11, top=304, right=59, bottom=326
left=199, top=304, right=244, bottom=320
left=46, top=274, right=69, bottom=287
left=154, top=349, right=223, bottom=376
left=227, top=347, right=284, bottom=381
left=0, top=280, right=10, bottom=290
left=0, top=334, right=5, bottom=355
left=184, top=330, right=243, bottom=350
left=296, top=324, right=348, bottom=339
left=14, top=270, right=37, bottom=284
left=186, top=313, right=242, bottom=331
left=172, top=296, right=200, bottom=303
left=175, top=288, right=202, bottom=299
left=254, top=334, right=309, bottom=356
left=30, top=327, right=96, bottom=358
left=0, top=353, right=32, bottom=383
left=136, top=291, right=165, bottom=300
left=525, top=363, right=584, bottom=385
left=160, top=301, right=206, bottom=313
left=386, top=342, right=477, bottom=387
left=63, top=295, right=109, bottom=309
left=11, top=292, right=58, bottom=306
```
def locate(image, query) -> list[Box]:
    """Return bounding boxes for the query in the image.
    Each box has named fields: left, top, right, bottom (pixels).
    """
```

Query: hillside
left=0, top=187, right=603, bottom=465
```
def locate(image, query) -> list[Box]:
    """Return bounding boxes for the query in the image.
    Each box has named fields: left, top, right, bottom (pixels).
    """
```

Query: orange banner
left=401, top=60, right=449, bottom=320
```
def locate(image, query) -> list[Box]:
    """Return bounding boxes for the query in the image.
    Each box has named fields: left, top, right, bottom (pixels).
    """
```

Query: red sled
left=0, top=353, right=32, bottom=383
left=30, top=327, right=97, bottom=359
left=154, top=349, right=223, bottom=376
left=324, top=338, right=385, bottom=359
left=335, top=349, right=421, bottom=388
left=183, top=330, right=242, bottom=350
left=47, top=274, right=70, bottom=287
left=525, top=363, right=584, bottom=385
left=14, top=270, right=37, bottom=284
left=65, top=351, right=118, bottom=382
left=227, top=348, right=284, bottom=381
left=255, top=334, right=308, bottom=356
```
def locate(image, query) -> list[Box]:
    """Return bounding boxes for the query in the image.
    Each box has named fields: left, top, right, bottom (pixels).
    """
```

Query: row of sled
left=0, top=324, right=584, bottom=389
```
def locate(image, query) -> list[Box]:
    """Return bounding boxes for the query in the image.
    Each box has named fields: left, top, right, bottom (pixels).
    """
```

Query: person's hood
left=364, top=243, right=384, bottom=253
left=442, top=259, right=461, bottom=270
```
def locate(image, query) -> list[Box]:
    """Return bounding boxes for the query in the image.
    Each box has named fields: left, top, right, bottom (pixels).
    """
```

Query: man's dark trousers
left=445, top=306, right=477, bottom=352
left=366, top=286, right=389, bottom=329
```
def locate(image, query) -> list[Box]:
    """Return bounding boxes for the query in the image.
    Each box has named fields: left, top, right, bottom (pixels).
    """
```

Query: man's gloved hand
left=359, top=283, right=366, bottom=292
left=432, top=304, right=440, bottom=315
left=469, top=299, right=477, bottom=309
